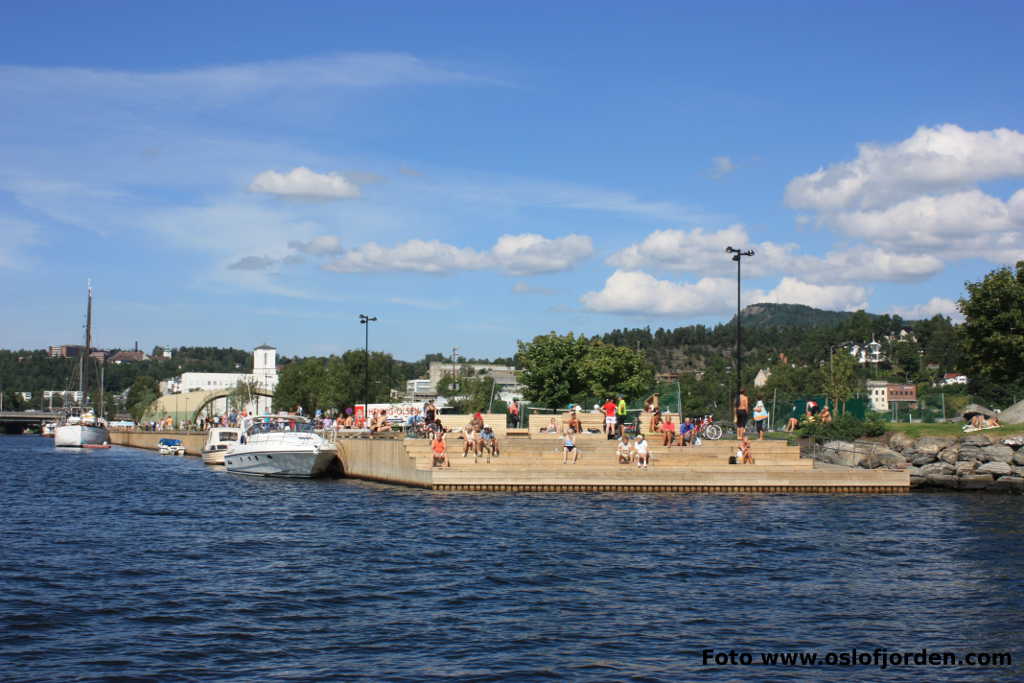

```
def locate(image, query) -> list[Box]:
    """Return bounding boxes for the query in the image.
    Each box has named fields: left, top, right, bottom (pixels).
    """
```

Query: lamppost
left=359, top=314, right=377, bottom=421
left=725, top=246, right=755, bottom=414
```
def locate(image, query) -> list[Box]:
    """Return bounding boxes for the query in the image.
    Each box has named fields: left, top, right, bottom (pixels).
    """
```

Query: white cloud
left=831, top=190, right=1018, bottom=245
left=324, top=239, right=484, bottom=274
left=492, top=233, right=593, bottom=275
left=785, top=124, right=1024, bottom=211
left=581, top=271, right=735, bottom=315
left=799, top=247, right=944, bottom=283
left=752, top=277, right=869, bottom=311
left=228, top=255, right=277, bottom=271
left=890, top=297, right=964, bottom=322
left=581, top=271, right=868, bottom=316
left=250, top=167, right=360, bottom=199
left=710, top=156, right=736, bottom=179
left=1, top=52, right=487, bottom=100
left=323, top=233, right=593, bottom=275
left=606, top=225, right=797, bottom=278
left=288, top=235, right=344, bottom=254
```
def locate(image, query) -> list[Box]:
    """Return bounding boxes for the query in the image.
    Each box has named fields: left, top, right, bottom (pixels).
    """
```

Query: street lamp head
left=359, top=314, right=378, bottom=324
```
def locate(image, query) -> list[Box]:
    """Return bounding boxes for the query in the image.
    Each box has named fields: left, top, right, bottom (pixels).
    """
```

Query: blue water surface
left=1, top=434, right=1022, bottom=681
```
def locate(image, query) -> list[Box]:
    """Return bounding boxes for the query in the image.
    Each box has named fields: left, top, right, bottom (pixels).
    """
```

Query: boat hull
left=54, top=424, right=110, bottom=448
left=224, top=448, right=337, bottom=478
left=201, top=448, right=226, bottom=465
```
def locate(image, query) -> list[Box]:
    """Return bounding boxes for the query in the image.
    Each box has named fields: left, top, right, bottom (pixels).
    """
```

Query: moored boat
left=224, top=415, right=338, bottom=477
left=54, top=283, right=110, bottom=448
left=201, top=427, right=243, bottom=465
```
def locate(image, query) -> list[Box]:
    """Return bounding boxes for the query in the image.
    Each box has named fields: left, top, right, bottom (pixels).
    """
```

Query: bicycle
left=696, top=414, right=723, bottom=440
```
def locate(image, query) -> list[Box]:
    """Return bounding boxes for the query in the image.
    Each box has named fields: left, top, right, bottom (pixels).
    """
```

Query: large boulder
left=961, top=433, right=993, bottom=447
left=990, top=477, right=1024, bottom=494
left=977, top=461, right=1013, bottom=477
left=920, top=461, right=955, bottom=476
left=860, top=448, right=907, bottom=469
left=1014, top=466, right=1024, bottom=477
left=937, top=447, right=959, bottom=465
left=912, top=452, right=938, bottom=466
left=925, top=473, right=959, bottom=489
left=816, top=440, right=865, bottom=468
left=887, top=432, right=916, bottom=452
left=915, top=436, right=957, bottom=454
left=999, top=399, right=1024, bottom=425
left=1013, top=451, right=1024, bottom=466
left=1002, top=434, right=1024, bottom=448
left=955, top=461, right=976, bottom=476
left=958, top=473, right=995, bottom=490
left=958, top=445, right=985, bottom=461
left=979, top=445, right=1015, bottom=463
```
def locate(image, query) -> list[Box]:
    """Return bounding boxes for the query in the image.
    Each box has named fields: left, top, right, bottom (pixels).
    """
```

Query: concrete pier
left=108, top=430, right=909, bottom=493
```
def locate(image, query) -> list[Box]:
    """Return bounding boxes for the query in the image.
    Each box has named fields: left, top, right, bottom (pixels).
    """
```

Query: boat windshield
left=218, top=431, right=239, bottom=441
left=247, top=419, right=315, bottom=436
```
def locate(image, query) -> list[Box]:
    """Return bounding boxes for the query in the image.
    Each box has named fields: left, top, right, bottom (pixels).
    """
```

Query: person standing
left=752, top=400, right=769, bottom=440
left=562, top=427, right=579, bottom=464
left=735, top=389, right=749, bottom=441
left=602, top=397, right=617, bottom=438
left=616, top=395, right=627, bottom=437
left=508, top=399, right=520, bottom=429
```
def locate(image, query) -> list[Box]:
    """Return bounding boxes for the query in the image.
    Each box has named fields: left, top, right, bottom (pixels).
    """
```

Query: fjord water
left=2, top=435, right=1022, bottom=682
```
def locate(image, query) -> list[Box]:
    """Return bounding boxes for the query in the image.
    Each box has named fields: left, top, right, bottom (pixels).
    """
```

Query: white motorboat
left=201, top=427, right=243, bottom=465
left=54, top=283, right=110, bottom=448
left=224, top=415, right=339, bottom=478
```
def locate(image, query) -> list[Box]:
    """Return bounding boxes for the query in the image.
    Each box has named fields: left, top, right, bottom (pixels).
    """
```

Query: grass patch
left=882, top=422, right=1024, bottom=439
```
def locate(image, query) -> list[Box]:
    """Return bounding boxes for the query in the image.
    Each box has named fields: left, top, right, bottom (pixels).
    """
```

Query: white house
left=866, top=380, right=889, bottom=412
left=169, top=346, right=279, bottom=411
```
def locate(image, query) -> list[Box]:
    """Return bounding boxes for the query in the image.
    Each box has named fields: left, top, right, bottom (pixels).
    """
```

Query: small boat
left=224, top=415, right=338, bottom=478
left=158, top=438, right=186, bottom=456
left=201, top=427, right=243, bottom=465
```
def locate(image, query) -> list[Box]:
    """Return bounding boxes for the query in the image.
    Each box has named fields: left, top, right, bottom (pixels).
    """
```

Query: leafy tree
left=517, top=332, right=590, bottom=408
left=822, top=350, right=857, bottom=415
left=126, top=376, right=159, bottom=423
left=436, top=369, right=495, bottom=413
left=958, top=261, right=1024, bottom=405
left=577, top=341, right=654, bottom=403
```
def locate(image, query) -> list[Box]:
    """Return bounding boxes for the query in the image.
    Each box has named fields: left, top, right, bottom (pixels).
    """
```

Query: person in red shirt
left=602, top=398, right=617, bottom=437
left=660, top=414, right=676, bottom=446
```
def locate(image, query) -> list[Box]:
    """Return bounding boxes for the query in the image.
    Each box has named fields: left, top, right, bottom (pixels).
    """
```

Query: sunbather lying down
left=963, top=414, right=1001, bottom=431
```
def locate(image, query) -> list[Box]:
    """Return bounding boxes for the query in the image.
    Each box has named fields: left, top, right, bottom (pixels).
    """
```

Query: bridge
left=0, top=411, right=61, bottom=434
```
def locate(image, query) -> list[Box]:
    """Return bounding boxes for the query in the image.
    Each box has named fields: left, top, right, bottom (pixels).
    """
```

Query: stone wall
left=811, top=432, right=1024, bottom=493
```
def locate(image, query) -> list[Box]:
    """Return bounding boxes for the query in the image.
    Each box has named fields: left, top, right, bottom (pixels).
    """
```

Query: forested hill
left=737, top=303, right=877, bottom=329
left=599, top=304, right=959, bottom=377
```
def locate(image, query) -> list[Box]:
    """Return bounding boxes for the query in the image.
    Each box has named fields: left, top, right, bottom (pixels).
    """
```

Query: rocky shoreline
left=812, top=433, right=1024, bottom=493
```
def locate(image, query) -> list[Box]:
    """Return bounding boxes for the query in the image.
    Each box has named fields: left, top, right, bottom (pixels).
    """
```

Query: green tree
left=126, top=376, right=159, bottom=423
left=517, top=332, right=590, bottom=408
left=576, top=341, right=654, bottom=403
left=822, top=351, right=857, bottom=415
left=436, top=368, right=495, bottom=413
left=958, top=261, right=1024, bottom=405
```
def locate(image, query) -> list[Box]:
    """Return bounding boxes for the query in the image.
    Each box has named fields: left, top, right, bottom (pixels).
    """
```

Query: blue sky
left=2, top=1, right=1022, bottom=360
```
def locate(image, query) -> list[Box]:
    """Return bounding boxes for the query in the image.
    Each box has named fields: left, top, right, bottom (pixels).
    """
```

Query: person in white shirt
left=634, top=434, right=650, bottom=469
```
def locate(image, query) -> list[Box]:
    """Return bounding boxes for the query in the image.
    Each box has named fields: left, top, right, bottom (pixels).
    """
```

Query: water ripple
left=1, top=435, right=1023, bottom=681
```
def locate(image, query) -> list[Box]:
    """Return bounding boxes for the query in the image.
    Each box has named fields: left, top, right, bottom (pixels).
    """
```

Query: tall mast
left=81, top=282, right=93, bottom=408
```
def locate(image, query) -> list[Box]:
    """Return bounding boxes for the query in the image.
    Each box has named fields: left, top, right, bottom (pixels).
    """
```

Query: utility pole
left=360, top=314, right=377, bottom=422
left=725, top=246, right=755, bottom=416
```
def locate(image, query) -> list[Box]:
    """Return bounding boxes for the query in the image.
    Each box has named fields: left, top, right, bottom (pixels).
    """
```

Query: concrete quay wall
left=332, top=436, right=433, bottom=488
left=109, top=430, right=206, bottom=455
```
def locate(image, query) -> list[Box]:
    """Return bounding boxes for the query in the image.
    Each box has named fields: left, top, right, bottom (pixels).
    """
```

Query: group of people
left=430, top=410, right=500, bottom=467
left=615, top=433, right=652, bottom=468
left=732, top=389, right=770, bottom=440
left=784, top=400, right=832, bottom=432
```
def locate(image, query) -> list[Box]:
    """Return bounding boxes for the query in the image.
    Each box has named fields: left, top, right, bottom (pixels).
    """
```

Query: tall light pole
left=726, top=246, right=755, bottom=415
left=360, top=314, right=377, bottom=422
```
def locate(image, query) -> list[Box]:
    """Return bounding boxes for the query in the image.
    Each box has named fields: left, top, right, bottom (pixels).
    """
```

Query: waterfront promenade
left=108, top=429, right=910, bottom=493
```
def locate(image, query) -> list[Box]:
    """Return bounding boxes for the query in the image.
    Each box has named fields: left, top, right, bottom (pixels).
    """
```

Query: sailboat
left=54, top=284, right=110, bottom=448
